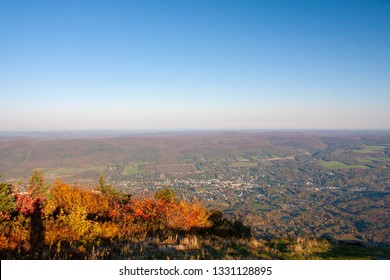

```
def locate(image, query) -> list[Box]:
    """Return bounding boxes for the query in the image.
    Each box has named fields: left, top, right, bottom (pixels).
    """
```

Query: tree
left=97, top=173, right=124, bottom=200
left=14, top=171, right=49, bottom=216
left=98, top=173, right=113, bottom=193
left=154, top=188, right=178, bottom=203
left=28, top=170, right=49, bottom=198
left=0, top=175, right=16, bottom=215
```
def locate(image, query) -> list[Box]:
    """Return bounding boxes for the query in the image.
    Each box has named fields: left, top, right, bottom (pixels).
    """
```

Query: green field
left=229, top=161, right=258, bottom=168
left=268, top=154, right=280, bottom=158
left=124, top=164, right=141, bottom=175
left=354, top=145, right=388, bottom=154
left=319, top=161, right=369, bottom=170
left=356, top=158, right=375, bottom=163
left=40, top=166, right=103, bottom=177
left=235, top=156, right=250, bottom=162
left=356, top=157, right=389, bottom=163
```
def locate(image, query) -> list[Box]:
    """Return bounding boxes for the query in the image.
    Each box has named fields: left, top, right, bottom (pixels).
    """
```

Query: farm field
left=354, top=145, right=389, bottom=154
left=319, top=160, right=370, bottom=170
left=123, top=163, right=141, bottom=175
left=228, top=161, right=258, bottom=168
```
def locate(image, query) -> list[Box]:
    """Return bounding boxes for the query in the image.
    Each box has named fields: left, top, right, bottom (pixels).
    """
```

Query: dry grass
left=180, top=235, right=200, bottom=250
left=288, top=237, right=331, bottom=257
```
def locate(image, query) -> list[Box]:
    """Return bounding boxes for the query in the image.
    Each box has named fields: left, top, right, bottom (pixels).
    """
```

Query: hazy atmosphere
left=1, top=1, right=390, bottom=264
left=1, top=0, right=389, bottom=131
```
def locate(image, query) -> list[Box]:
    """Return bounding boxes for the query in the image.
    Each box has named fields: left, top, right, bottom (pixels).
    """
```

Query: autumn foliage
left=0, top=173, right=212, bottom=259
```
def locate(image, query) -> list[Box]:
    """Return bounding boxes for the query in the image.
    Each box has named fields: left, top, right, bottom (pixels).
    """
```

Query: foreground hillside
left=1, top=173, right=389, bottom=260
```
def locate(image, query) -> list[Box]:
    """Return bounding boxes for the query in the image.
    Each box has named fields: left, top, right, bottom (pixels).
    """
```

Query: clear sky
left=1, top=0, right=389, bottom=131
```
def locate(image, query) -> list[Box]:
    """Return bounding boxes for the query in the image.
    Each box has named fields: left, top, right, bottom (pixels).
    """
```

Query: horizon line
left=1, top=128, right=390, bottom=135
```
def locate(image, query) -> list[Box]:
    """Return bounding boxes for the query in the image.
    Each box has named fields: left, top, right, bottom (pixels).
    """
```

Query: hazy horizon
left=1, top=0, right=389, bottom=131
left=1, top=128, right=389, bottom=140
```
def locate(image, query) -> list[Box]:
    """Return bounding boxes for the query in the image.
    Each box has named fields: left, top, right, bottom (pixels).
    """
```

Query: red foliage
left=3, top=176, right=213, bottom=258
left=14, top=193, right=46, bottom=216
left=131, top=197, right=168, bottom=222
left=15, top=192, right=35, bottom=215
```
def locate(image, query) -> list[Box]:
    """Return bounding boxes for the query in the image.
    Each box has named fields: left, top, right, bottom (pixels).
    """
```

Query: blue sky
left=1, top=0, right=389, bottom=131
